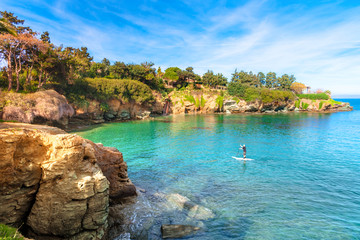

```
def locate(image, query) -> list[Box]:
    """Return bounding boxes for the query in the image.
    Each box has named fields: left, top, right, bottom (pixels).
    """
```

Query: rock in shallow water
left=161, top=224, right=200, bottom=239
left=165, top=193, right=215, bottom=220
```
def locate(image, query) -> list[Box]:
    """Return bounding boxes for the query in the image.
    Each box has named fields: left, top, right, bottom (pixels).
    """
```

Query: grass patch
left=0, top=119, right=18, bottom=123
left=297, top=93, right=329, bottom=100
left=328, top=99, right=342, bottom=105
left=0, top=224, right=24, bottom=240
left=319, top=101, right=324, bottom=110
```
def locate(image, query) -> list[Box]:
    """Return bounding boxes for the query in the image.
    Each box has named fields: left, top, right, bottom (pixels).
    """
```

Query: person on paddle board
left=240, top=144, right=246, bottom=159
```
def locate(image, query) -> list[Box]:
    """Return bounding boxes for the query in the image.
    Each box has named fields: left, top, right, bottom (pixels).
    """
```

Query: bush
left=297, top=93, right=329, bottom=100
left=228, top=82, right=246, bottom=97
left=79, top=78, right=154, bottom=104
left=295, top=100, right=300, bottom=108
left=195, top=97, right=200, bottom=108
left=184, top=95, right=196, bottom=104
left=244, top=87, right=260, bottom=102
left=319, top=101, right=324, bottom=110
left=260, top=89, right=295, bottom=103
left=200, top=95, right=206, bottom=108
left=100, top=102, right=110, bottom=112
left=301, top=102, right=309, bottom=110
left=216, top=95, right=224, bottom=110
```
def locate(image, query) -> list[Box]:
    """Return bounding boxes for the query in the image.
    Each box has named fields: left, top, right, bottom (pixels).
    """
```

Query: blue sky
left=1, top=0, right=360, bottom=96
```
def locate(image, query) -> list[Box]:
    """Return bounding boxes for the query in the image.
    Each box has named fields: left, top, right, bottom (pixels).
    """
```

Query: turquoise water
left=77, top=99, right=360, bottom=239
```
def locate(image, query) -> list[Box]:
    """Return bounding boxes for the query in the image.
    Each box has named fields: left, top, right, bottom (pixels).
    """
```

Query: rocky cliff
left=168, top=90, right=353, bottom=114
left=0, top=123, right=136, bottom=239
left=0, top=90, right=353, bottom=129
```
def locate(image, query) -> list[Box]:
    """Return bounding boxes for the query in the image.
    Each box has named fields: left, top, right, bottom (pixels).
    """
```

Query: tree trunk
left=6, top=53, right=13, bottom=91
left=38, top=69, right=43, bottom=88
left=43, top=72, right=48, bottom=86
left=16, top=71, right=20, bottom=92
left=14, top=54, right=22, bottom=92
left=26, top=63, right=34, bottom=86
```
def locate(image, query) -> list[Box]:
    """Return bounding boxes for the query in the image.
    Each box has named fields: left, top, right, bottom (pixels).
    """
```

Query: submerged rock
left=162, top=193, right=215, bottom=220
left=161, top=224, right=200, bottom=239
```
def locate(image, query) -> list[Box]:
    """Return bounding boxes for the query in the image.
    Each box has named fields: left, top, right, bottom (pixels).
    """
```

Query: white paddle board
left=232, top=156, right=254, bottom=161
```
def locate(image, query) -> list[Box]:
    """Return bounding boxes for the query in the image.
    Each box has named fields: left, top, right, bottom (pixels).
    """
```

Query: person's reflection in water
left=241, top=161, right=247, bottom=174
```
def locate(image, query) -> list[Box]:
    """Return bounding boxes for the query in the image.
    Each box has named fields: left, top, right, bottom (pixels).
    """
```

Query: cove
left=76, top=99, right=360, bottom=239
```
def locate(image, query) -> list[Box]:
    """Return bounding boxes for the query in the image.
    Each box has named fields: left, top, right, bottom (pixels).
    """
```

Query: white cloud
left=1, top=0, right=359, bottom=95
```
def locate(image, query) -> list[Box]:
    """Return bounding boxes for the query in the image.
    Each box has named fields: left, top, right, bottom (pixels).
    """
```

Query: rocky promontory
left=0, top=123, right=136, bottom=239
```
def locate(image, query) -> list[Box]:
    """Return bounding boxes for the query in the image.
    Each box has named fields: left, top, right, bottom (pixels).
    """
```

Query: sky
left=1, top=0, right=360, bottom=96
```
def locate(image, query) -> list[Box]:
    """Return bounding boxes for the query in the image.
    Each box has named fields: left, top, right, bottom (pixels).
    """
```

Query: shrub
left=200, top=95, right=206, bottom=108
left=319, top=101, right=324, bottom=110
left=228, top=82, right=246, bottom=97
left=216, top=95, right=224, bottom=110
left=184, top=95, right=196, bottom=104
left=244, top=87, right=260, bottom=102
left=301, top=102, right=309, bottom=110
left=100, top=102, right=110, bottom=112
left=297, top=93, right=329, bottom=100
left=260, top=89, right=295, bottom=103
left=295, top=100, right=300, bottom=108
left=195, top=97, right=200, bottom=108
left=83, top=78, right=154, bottom=104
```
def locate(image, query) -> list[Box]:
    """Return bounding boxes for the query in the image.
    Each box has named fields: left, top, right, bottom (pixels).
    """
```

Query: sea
left=76, top=99, right=360, bottom=240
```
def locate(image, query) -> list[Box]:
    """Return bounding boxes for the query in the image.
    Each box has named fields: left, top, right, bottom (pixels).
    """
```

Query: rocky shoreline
left=0, top=122, right=216, bottom=239
left=0, top=90, right=354, bottom=239
left=0, top=90, right=353, bottom=131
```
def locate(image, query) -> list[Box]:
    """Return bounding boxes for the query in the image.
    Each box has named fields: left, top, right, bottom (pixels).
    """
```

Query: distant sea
left=77, top=98, right=360, bottom=239
left=335, top=98, right=360, bottom=110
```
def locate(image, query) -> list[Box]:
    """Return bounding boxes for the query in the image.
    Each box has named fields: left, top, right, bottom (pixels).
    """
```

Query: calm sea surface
left=77, top=99, right=360, bottom=240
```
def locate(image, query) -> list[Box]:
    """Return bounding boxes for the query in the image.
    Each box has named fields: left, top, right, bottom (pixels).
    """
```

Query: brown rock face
left=91, top=143, right=137, bottom=201
left=1, top=90, right=74, bottom=127
left=0, top=123, right=136, bottom=239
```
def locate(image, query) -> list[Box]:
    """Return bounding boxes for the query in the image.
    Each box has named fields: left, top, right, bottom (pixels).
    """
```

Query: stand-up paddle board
left=232, top=156, right=254, bottom=161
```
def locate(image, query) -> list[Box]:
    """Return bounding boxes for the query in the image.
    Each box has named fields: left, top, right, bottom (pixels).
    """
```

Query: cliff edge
left=0, top=123, right=136, bottom=239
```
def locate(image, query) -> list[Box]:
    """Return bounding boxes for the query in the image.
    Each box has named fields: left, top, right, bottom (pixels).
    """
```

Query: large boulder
left=0, top=123, right=136, bottom=239
left=1, top=90, right=74, bottom=127
left=224, top=100, right=241, bottom=113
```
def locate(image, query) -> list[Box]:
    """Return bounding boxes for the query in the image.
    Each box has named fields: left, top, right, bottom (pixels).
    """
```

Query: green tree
left=228, top=81, right=246, bottom=97
left=257, top=72, right=265, bottom=86
left=0, top=17, right=17, bottom=36
left=231, top=69, right=259, bottom=87
left=40, top=31, right=50, bottom=43
left=202, top=70, right=227, bottom=87
left=277, top=74, right=294, bottom=90
left=109, top=61, right=128, bottom=79
left=163, top=67, right=181, bottom=81
left=265, top=72, right=277, bottom=89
